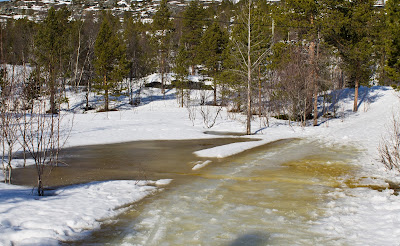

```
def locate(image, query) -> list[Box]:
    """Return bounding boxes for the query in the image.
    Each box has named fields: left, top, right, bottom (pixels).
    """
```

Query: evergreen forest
left=1, top=0, right=399, bottom=131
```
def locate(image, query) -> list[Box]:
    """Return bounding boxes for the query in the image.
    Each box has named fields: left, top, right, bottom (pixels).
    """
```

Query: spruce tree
left=324, top=0, right=376, bottom=112
left=174, top=45, right=189, bottom=107
left=124, top=15, right=154, bottom=105
left=35, top=7, right=71, bottom=114
left=180, top=0, right=207, bottom=75
left=385, top=0, right=400, bottom=82
left=152, top=0, right=173, bottom=95
left=94, top=12, right=128, bottom=111
left=14, top=18, right=36, bottom=65
left=198, top=22, right=228, bottom=106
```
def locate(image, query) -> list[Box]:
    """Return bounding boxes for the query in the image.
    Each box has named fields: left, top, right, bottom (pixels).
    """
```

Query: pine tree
left=152, top=0, right=173, bottom=95
left=35, top=7, right=71, bottom=114
left=180, top=0, right=207, bottom=75
left=94, top=12, right=128, bottom=111
left=324, top=0, right=376, bottom=112
left=13, top=18, right=36, bottom=64
left=174, top=44, right=189, bottom=107
left=198, top=22, right=228, bottom=106
left=385, top=0, right=400, bottom=82
left=124, top=15, right=154, bottom=105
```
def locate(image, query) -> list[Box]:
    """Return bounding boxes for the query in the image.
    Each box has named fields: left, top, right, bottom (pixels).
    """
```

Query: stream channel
left=14, top=137, right=358, bottom=245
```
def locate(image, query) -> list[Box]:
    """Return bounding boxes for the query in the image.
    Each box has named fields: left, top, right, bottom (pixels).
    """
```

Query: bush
left=379, top=115, right=400, bottom=172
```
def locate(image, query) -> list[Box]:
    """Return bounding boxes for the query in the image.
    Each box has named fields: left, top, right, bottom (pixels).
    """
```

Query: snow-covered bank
left=1, top=85, right=400, bottom=245
left=315, top=187, right=400, bottom=245
left=0, top=179, right=171, bottom=246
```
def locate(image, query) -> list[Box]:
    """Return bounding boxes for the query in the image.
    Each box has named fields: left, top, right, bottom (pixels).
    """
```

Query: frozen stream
left=68, top=139, right=357, bottom=245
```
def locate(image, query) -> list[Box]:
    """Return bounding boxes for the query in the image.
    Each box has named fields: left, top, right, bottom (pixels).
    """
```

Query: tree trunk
left=49, top=66, right=57, bottom=114
left=2, top=135, right=5, bottom=184
left=85, top=82, right=90, bottom=111
left=308, top=16, right=318, bottom=127
left=246, top=0, right=252, bottom=135
left=258, top=65, right=262, bottom=117
left=311, top=41, right=318, bottom=126
left=161, top=54, right=165, bottom=96
left=129, top=68, right=134, bottom=105
left=213, top=68, right=217, bottom=106
left=7, top=165, right=11, bottom=184
left=191, top=64, right=195, bottom=76
left=74, top=24, right=82, bottom=88
left=181, top=87, right=184, bottom=107
left=7, top=148, right=12, bottom=184
left=38, top=178, right=44, bottom=196
left=353, top=78, right=359, bottom=112
left=104, top=75, right=109, bottom=111
left=50, top=83, right=56, bottom=114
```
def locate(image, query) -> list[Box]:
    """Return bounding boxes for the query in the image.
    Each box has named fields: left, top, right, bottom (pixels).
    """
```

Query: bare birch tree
left=229, top=0, right=272, bottom=134
left=22, top=99, right=70, bottom=196
left=0, top=65, right=22, bottom=184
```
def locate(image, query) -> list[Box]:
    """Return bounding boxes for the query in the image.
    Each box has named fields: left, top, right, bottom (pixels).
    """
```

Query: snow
left=0, top=180, right=160, bottom=246
left=154, top=179, right=173, bottom=186
left=1, top=83, right=400, bottom=245
left=315, top=188, right=400, bottom=245
left=192, top=160, right=212, bottom=170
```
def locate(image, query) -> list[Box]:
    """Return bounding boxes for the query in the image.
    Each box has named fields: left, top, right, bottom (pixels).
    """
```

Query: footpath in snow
left=1, top=86, right=400, bottom=245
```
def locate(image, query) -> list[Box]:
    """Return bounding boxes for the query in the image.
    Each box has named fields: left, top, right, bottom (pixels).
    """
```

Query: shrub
left=379, top=115, right=400, bottom=172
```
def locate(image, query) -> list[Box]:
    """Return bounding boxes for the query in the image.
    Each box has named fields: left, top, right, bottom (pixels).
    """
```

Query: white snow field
left=1, top=85, right=400, bottom=245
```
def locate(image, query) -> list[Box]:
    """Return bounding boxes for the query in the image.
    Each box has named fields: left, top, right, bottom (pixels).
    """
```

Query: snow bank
left=315, top=188, right=400, bottom=245
left=0, top=180, right=163, bottom=246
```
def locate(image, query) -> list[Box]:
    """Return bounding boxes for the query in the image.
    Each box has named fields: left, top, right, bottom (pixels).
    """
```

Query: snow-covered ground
left=1, top=85, right=400, bottom=245
left=0, top=180, right=171, bottom=246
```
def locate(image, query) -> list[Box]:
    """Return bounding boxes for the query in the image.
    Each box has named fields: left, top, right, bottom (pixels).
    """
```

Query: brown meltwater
left=63, top=139, right=358, bottom=246
left=11, top=138, right=255, bottom=187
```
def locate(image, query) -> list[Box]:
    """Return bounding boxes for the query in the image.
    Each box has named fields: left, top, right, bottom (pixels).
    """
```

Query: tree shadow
left=318, top=86, right=390, bottom=125
left=229, top=232, right=270, bottom=246
left=329, top=86, right=389, bottom=112
left=0, top=186, right=35, bottom=204
left=66, top=86, right=179, bottom=112
left=118, top=88, right=176, bottom=108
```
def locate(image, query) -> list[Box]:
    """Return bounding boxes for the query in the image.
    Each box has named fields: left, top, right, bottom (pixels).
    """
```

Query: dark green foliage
left=198, top=22, right=228, bottom=105
left=385, top=0, right=400, bottom=82
left=35, top=7, right=71, bottom=70
left=152, top=0, right=174, bottom=94
left=24, top=67, right=43, bottom=104
left=283, top=0, right=320, bottom=39
left=124, top=14, right=154, bottom=105
left=323, top=0, right=376, bottom=111
left=2, top=18, right=36, bottom=65
left=35, top=7, right=72, bottom=114
left=198, top=22, right=228, bottom=74
left=174, top=45, right=189, bottom=107
left=0, top=0, right=397, bottom=121
left=180, top=0, right=207, bottom=75
left=94, top=11, right=128, bottom=111
left=153, top=0, right=173, bottom=31
left=323, top=0, right=375, bottom=81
